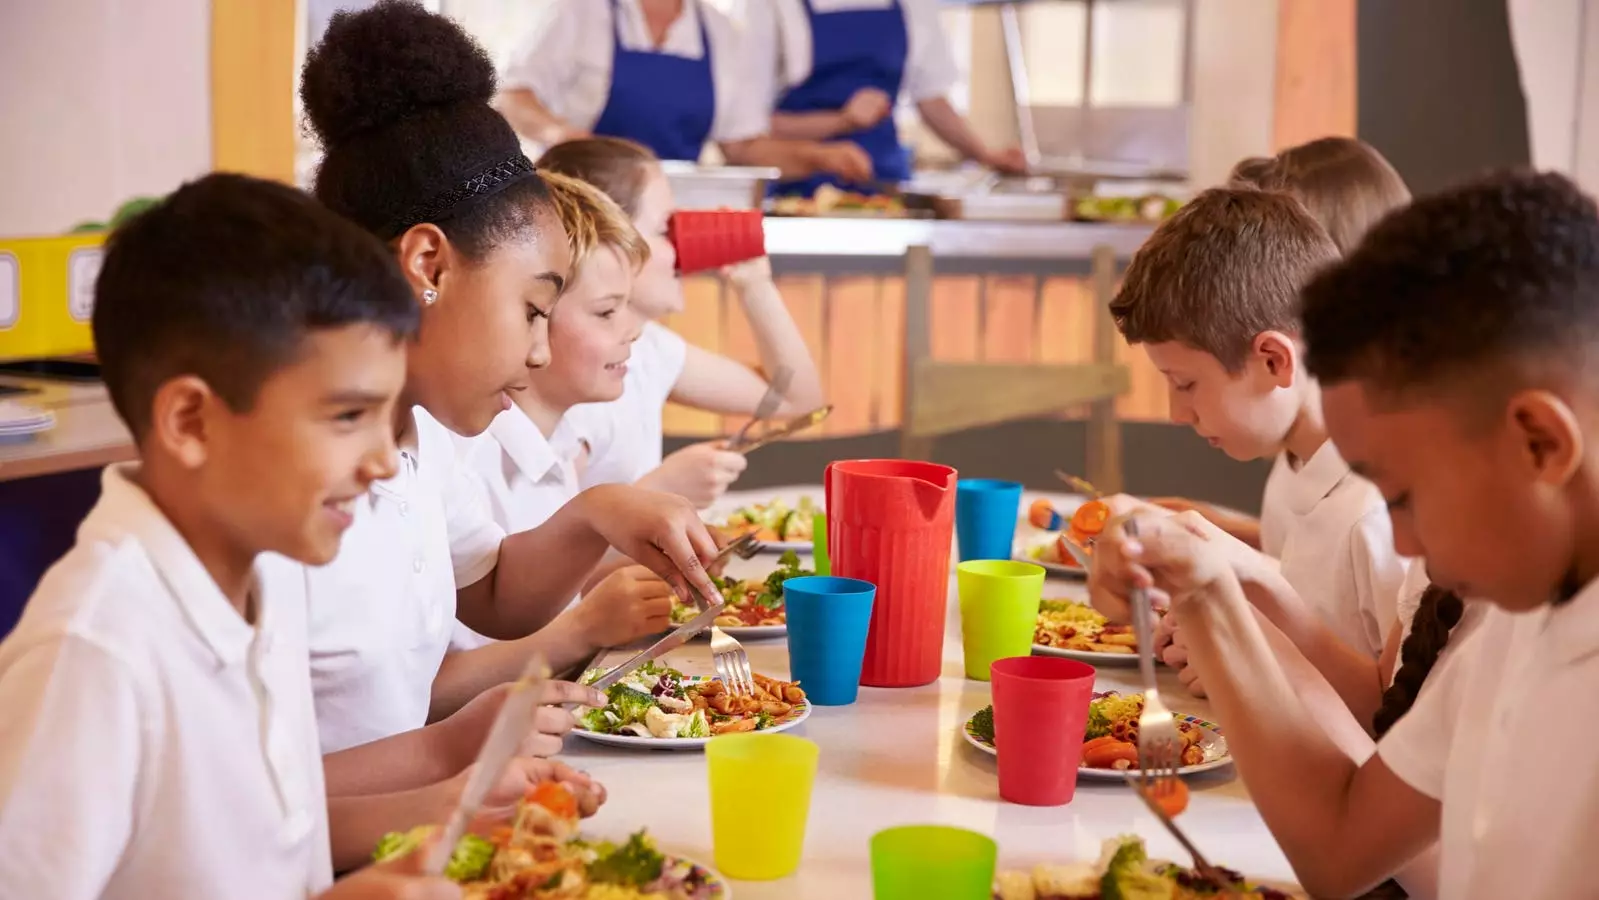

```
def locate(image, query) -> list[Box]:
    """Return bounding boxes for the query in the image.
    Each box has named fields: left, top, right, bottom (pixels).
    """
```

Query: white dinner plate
left=961, top=709, right=1232, bottom=778
left=1014, top=533, right=1088, bottom=580
left=1031, top=642, right=1139, bottom=666
left=713, top=623, right=788, bottom=640
left=572, top=677, right=811, bottom=751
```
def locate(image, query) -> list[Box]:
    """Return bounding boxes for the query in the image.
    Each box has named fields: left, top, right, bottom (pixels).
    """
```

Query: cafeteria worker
left=497, top=0, right=870, bottom=183
left=744, top=0, right=1028, bottom=195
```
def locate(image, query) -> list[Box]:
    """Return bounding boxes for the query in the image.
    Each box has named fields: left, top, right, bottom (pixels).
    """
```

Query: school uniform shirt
left=307, top=406, right=506, bottom=753
left=1391, top=563, right=1489, bottom=680
left=1257, top=452, right=1291, bottom=559
left=740, top=0, right=960, bottom=106
left=0, top=464, right=331, bottom=900
left=567, top=321, right=689, bottom=489
left=502, top=0, right=768, bottom=153
left=1273, top=440, right=1410, bottom=659
left=449, top=407, right=588, bottom=651
left=1377, top=588, right=1599, bottom=899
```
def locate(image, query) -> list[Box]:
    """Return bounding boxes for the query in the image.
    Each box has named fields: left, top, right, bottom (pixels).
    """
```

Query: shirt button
left=412, top=555, right=424, bottom=574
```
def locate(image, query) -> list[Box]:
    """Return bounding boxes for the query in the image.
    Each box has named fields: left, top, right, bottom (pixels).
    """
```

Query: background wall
left=0, top=0, right=212, bottom=237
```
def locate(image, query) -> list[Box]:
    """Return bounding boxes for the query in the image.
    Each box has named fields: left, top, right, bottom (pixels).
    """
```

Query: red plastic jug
left=825, top=459, right=958, bottom=687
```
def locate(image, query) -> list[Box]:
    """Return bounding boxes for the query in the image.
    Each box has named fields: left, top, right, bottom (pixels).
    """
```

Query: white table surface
left=561, top=486, right=1299, bottom=897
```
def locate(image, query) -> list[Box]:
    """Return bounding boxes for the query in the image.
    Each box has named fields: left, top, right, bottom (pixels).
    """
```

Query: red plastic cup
left=825, top=459, right=958, bottom=687
left=668, top=209, right=765, bottom=274
left=989, top=656, right=1096, bottom=806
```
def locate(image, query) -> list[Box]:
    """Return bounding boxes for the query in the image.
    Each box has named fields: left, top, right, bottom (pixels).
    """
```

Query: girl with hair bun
left=297, top=1, right=723, bottom=774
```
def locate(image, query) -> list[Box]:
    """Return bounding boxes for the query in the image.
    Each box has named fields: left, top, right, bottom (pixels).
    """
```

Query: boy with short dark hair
left=1109, top=188, right=1411, bottom=670
left=0, top=173, right=497, bottom=898
left=1093, top=170, right=1599, bottom=898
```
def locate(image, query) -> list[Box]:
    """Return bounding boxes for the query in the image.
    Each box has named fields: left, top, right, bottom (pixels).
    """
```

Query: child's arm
left=1148, top=496, right=1263, bottom=549
left=1094, top=516, right=1443, bottom=896
left=667, top=259, right=825, bottom=418
left=456, top=484, right=720, bottom=640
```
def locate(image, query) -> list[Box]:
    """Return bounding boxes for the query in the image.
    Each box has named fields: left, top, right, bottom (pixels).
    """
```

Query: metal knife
left=424, top=653, right=550, bottom=875
left=727, top=365, right=794, bottom=451
left=587, top=600, right=727, bottom=692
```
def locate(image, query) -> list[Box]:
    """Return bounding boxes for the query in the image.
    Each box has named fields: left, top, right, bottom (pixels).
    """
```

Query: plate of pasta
left=574, top=662, right=809, bottom=750
left=372, top=782, right=728, bottom=900
left=993, top=835, right=1298, bottom=899
left=963, top=692, right=1231, bottom=780
left=1031, top=599, right=1141, bottom=665
left=711, top=497, right=816, bottom=552
left=670, top=551, right=810, bottom=639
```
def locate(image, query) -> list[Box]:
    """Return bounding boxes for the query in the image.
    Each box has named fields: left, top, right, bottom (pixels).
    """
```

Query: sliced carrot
left=1070, top=499, right=1111, bottom=537
left=1149, top=777, right=1190, bottom=817
left=525, top=781, right=578, bottom=820
left=1082, top=739, right=1140, bottom=769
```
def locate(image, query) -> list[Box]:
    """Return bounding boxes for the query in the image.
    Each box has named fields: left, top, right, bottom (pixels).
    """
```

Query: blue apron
left=590, top=0, right=717, bottom=162
left=773, top=0, right=911, bottom=197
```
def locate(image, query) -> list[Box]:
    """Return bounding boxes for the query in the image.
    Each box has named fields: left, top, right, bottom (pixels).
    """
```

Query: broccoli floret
left=372, top=826, right=432, bottom=864
left=755, top=711, right=775, bottom=730
left=579, top=668, right=604, bottom=686
left=1084, top=703, right=1113, bottom=740
left=607, top=685, right=657, bottom=725
left=579, top=707, right=615, bottom=734
left=372, top=828, right=493, bottom=883
left=444, top=834, right=496, bottom=883
left=588, top=831, right=666, bottom=887
left=971, top=705, right=995, bottom=744
left=757, top=550, right=814, bottom=607
left=1100, top=837, right=1171, bottom=900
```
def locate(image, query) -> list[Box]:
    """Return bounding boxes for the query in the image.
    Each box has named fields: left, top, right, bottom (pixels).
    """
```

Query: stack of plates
left=0, top=401, right=56, bottom=441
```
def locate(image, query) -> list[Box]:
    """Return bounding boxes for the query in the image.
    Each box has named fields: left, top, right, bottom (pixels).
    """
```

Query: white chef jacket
left=502, top=0, right=769, bottom=146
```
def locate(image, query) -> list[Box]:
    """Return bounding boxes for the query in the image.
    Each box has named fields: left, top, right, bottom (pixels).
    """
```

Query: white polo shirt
left=739, top=0, right=961, bottom=106
left=1258, top=452, right=1291, bottom=559
left=451, top=407, right=587, bottom=650
left=502, top=0, right=768, bottom=147
left=1273, top=440, right=1410, bottom=659
left=1379, top=587, right=1599, bottom=899
left=307, top=406, right=506, bottom=753
left=0, top=464, right=331, bottom=900
left=568, top=321, right=689, bottom=489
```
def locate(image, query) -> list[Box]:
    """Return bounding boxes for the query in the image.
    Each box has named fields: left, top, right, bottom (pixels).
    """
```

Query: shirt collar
left=80, top=464, right=260, bottom=668
left=1539, top=572, right=1599, bottom=667
left=1280, top=439, right=1352, bottom=517
left=488, top=407, right=564, bottom=483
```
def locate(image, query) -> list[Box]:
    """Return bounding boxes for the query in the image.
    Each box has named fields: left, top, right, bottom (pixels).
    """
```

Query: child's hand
left=575, top=483, right=724, bottom=605
left=721, top=257, right=773, bottom=292
left=1087, top=510, right=1239, bottom=622
left=573, top=565, right=675, bottom=648
left=440, top=680, right=605, bottom=763
left=444, top=758, right=607, bottom=825
left=1155, top=615, right=1207, bottom=698
left=641, top=442, right=748, bottom=509
left=1100, top=493, right=1174, bottom=519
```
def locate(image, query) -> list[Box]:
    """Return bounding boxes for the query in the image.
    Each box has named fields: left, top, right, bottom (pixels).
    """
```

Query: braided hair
left=1373, top=585, right=1465, bottom=737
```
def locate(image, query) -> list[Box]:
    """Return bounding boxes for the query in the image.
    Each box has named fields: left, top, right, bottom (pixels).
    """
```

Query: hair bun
left=300, top=0, right=497, bottom=146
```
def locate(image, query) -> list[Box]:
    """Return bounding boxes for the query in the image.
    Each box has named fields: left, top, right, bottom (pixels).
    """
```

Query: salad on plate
left=715, top=497, right=816, bottom=544
left=372, top=782, right=726, bottom=900
left=577, top=662, right=807, bottom=740
left=993, top=835, right=1296, bottom=899
left=671, top=550, right=811, bottom=628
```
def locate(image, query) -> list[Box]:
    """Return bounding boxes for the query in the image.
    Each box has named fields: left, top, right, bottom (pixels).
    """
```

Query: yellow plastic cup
left=706, top=733, right=819, bottom=879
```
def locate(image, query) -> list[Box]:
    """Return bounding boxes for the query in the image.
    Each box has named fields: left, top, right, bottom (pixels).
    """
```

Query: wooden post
left=1085, top=245, right=1123, bottom=493
left=898, top=245, right=936, bottom=462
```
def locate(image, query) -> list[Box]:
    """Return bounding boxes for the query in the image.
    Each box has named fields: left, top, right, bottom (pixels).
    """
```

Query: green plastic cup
left=957, top=560, right=1045, bottom=680
left=812, top=511, right=831, bottom=575
left=870, top=825, right=997, bottom=899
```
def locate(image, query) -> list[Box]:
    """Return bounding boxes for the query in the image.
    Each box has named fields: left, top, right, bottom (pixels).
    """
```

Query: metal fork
left=710, top=626, right=755, bottom=697
left=727, top=365, right=794, bottom=451
left=1126, top=519, right=1182, bottom=780
left=1123, top=771, right=1243, bottom=898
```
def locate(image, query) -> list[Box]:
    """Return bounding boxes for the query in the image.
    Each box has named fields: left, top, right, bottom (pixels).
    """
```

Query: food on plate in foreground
left=1035, top=599, right=1137, bottom=654
left=578, top=662, right=807, bottom=738
left=992, top=835, right=1292, bottom=899
left=372, top=783, right=723, bottom=899
left=970, top=692, right=1207, bottom=771
left=670, top=550, right=812, bottom=627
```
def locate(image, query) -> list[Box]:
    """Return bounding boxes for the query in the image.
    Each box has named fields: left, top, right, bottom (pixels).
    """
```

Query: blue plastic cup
left=955, top=479, right=1024, bottom=563
left=784, top=576, right=877, bottom=706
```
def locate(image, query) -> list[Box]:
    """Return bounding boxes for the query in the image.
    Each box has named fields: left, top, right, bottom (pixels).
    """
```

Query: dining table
left=561, top=485, right=1301, bottom=898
